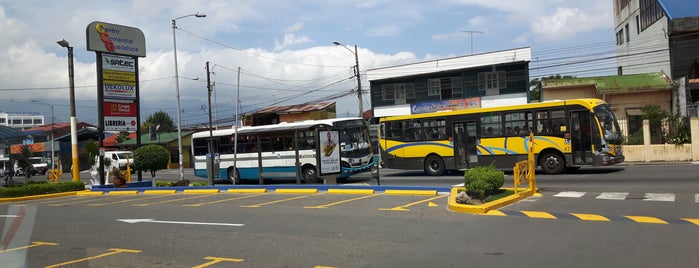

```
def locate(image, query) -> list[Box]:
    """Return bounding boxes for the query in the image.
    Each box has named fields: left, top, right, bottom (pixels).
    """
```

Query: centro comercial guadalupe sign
left=86, top=21, right=145, bottom=132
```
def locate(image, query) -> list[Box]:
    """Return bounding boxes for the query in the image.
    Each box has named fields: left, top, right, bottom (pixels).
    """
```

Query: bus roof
left=192, top=117, right=364, bottom=138
left=380, top=98, right=608, bottom=122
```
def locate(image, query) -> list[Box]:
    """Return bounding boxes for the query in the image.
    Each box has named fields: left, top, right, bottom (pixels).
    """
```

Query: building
left=245, top=102, right=337, bottom=126
left=540, top=72, right=674, bottom=136
left=614, top=0, right=699, bottom=114
left=0, top=111, right=45, bottom=129
left=366, top=47, right=532, bottom=118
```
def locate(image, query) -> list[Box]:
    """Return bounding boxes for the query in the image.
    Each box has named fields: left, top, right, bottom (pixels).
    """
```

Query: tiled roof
left=254, top=102, right=335, bottom=114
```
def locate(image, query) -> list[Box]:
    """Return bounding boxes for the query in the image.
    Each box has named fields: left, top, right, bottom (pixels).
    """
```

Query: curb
left=0, top=191, right=79, bottom=203
left=447, top=187, right=538, bottom=214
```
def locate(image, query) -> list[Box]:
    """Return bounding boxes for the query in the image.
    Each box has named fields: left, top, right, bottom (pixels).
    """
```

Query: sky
left=0, top=0, right=621, bottom=128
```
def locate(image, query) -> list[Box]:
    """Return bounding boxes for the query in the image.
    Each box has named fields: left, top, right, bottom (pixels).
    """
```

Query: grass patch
left=0, top=181, right=85, bottom=198
left=483, top=189, right=514, bottom=203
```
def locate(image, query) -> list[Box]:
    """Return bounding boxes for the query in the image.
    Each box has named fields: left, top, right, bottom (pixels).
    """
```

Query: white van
left=91, top=151, right=134, bottom=174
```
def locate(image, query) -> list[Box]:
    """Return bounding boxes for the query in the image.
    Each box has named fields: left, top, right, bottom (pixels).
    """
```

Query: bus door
left=452, top=121, right=478, bottom=169
left=570, top=110, right=593, bottom=165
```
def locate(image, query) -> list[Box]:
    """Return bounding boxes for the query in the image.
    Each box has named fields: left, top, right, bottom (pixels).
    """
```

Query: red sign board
left=104, top=101, right=137, bottom=117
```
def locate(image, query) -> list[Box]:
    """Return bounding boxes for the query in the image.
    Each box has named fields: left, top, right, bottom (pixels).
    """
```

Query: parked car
left=93, top=151, right=135, bottom=174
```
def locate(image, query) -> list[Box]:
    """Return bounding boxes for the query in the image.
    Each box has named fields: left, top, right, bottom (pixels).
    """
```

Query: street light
left=31, top=100, right=55, bottom=170
left=57, top=39, right=80, bottom=182
left=172, top=12, right=206, bottom=181
left=333, top=41, right=363, bottom=117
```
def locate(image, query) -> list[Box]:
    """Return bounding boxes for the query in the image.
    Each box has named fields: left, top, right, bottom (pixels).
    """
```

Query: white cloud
left=273, top=33, right=312, bottom=51
left=286, top=22, right=304, bottom=32
left=366, top=25, right=402, bottom=37
left=532, top=5, right=612, bottom=41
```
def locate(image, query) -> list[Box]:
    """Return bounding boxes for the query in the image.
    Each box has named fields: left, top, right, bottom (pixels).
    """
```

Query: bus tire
left=539, top=152, right=565, bottom=174
left=424, top=155, right=445, bottom=176
left=227, top=167, right=240, bottom=184
left=302, top=166, right=318, bottom=184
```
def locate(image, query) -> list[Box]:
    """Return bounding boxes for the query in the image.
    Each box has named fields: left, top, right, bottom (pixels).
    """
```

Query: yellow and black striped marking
left=487, top=210, right=699, bottom=226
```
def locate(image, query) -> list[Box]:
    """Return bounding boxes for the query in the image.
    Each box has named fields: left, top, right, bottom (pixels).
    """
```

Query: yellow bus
left=379, top=98, right=624, bottom=175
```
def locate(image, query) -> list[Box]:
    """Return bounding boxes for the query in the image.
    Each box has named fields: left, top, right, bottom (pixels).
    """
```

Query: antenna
left=461, top=30, right=484, bottom=55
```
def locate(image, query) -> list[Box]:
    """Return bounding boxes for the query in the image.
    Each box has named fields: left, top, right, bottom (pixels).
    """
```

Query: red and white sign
left=104, top=116, right=138, bottom=131
left=104, top=101, right=137, bottom=117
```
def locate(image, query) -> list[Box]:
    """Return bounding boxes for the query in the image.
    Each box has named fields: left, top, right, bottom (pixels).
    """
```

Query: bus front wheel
left=539, top=152, right=565, bottom=174
left=424, top=155, right=445, bottom=176
left=227, top=167, right=240, bottom=184
left=302, top=166, right=318, bottom=184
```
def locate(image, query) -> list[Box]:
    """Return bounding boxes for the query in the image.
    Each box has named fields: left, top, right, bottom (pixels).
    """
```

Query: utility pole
left=206, top=61, right=214, bottom=186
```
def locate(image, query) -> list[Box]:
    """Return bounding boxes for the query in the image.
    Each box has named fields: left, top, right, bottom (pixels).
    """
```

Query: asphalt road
left=2, top=162, right=699, bottom=267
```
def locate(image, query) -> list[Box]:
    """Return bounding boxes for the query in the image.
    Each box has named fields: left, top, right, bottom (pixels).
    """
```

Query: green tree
left=641, top=105, right=670, bottom=144
left=141, top=111, right=175, bottom=134
left=115, top=131, right=132, bottom=143
left=84, top=139, right=99, bottom=167
left=133, top=144, right=170, bottom=178
left=16, top=146, right=34, bottom=183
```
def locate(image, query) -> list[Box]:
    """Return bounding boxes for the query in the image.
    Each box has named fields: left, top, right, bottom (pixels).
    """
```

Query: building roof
left=0, top=125, right=25, bottom=141
left=660, top=0, right=698, bottom=20
left=103, top=132, right=137, bottom=147
left=118, top=131, right=194, bottom=146
left=254, top=102, right=335, bottom=114
left=541, top=72, right=674, bottom=94
left=366, top=47, right=531, bottom=81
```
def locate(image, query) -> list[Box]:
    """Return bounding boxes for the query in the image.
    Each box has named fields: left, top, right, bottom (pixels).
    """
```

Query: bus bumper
left=597, top=153, right=625, bottom=166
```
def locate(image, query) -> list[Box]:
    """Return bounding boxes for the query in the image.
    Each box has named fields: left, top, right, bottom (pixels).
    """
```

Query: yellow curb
left=0, top=191, right=78, bottom=203
left=275, top=189, right=318, bottom=194
left=625, top=215, right=668, bottom=224
left=327, top=189, right=375, bottom=195
left=226, top=189, right=267, bottom=194
left=182, top=189, right=220, bottom=194
left=76, top=191, right=104, bottom=196
left=384, top=189, right=437, bottom=196
left=142, top=189, right=177, bottom=195
left=447, top=187, right=536, bottom=214
left=108, top=190, right=139, bottom=195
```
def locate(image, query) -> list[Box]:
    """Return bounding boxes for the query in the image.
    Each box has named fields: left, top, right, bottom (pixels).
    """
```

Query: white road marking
left=595, top=192, right=629, bottom=200
left=553, top=191, right=586, bottom=198
left=117, top=219, right=244, bottom=227
left=643, top=193, right=675, bottom=202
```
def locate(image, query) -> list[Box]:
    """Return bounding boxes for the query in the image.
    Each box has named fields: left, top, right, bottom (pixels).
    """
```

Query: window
left=428, top=79, right=441, bottom=96
left=481, top=114, right=502, bottom=137
left=636, top=15, right=640, bottom=34
left=395, top=84, right=406, bottom=104
left=616, top=29, right=625, bottom=45
left=384, top=122, right=405, bottom=140
left=23, top=119, right=32, bottom=125
left=382, top=84, right=394, bottom=100
left=12, top=119, right=21, bottom=125
left=504, top=111, right=532, bottom=136
left=640, top=0, right=664, bottom=31
left=33, top=119, right=43, bottom=125
left=478, top=71, right=505, bottom=95
left=625, top=23, right=630, bottom=43
left=423, top=119, right=446, bottom=140
left=0, top=118, right=5, bottom=124
left=535, top=110, right=565, bottom=135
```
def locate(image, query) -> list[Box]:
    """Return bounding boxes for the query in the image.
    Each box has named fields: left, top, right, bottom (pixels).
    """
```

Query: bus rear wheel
left=424, top=155, right=445, bottom=176
left=227, top=167, right=240, bottom=184
left=302, top=166, right=318, bottom=184
left=539, top=152, right=565, bottom=174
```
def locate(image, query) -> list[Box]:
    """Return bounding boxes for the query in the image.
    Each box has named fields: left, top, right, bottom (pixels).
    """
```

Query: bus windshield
left=594, top=105, right=623, bottom=144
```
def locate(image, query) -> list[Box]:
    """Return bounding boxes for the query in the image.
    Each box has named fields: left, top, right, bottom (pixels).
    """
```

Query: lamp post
left=57, top=39, right=80, bottom=182
left=172, top=12, right=206, bottom=181
left=31, top=100, right=55, bottom=170
left=333, top=41, right=363, bottom=117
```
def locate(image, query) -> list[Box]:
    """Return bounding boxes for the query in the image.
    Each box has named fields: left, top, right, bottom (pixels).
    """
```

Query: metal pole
left=50, top=105, right=55, bottom=169
left=206, top=61, right=214, bottom=185
left=232, top=67, right=240, bottom=184
left=172, top=18, right=185, bottom=181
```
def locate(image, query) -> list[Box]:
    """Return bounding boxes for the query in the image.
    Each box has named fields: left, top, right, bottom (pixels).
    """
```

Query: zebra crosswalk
left=550, top=191, right=690, bottom=202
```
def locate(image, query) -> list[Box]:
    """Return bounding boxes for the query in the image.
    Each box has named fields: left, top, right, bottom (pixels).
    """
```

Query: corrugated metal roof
left=0, top=125, right=25, bottom=140
left=660, top=0, right=698, bottom=20
left=541, top=72, right=673, bottom=94
left=254, top=102, right=335, bottom=114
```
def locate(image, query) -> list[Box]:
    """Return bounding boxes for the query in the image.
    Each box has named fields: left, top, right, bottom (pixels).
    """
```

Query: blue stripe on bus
left=386, top=142, right=452, bottom=153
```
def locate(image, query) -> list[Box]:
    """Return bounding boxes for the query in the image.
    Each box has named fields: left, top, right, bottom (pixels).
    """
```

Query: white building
left=0, top=111, right=45, bottom=129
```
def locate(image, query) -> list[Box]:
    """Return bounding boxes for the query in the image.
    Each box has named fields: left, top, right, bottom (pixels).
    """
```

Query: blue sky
left=0, top=0, right=623, bottom=127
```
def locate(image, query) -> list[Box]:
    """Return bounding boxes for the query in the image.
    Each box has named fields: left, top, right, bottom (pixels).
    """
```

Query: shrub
left=134, top=145, right=170, bottom=178
left=0, top=181, right=85, bottom=198
left=464, top=165, right=504, bottom=199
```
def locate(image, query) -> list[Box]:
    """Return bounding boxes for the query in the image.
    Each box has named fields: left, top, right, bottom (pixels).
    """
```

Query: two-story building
left=366, top=47, right=532, bottom=118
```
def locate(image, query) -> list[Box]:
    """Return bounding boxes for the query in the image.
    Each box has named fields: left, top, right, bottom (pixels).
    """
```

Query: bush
left=0, top=181, right=85, bottom=198
left=464, top=165, right=504, bottom=199
left=134, top=145, right=170, bottom=178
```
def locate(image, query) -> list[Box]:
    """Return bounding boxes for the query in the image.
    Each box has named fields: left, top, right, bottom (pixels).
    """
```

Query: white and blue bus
left=192, top=118, right=375, bottom=184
